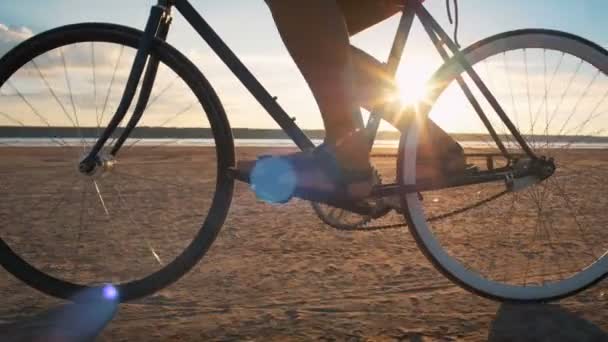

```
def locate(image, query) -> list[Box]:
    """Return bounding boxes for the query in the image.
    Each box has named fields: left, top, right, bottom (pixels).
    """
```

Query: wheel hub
left=506, top=157, right=555, bottom=192
left=78, top=152, right=116, bottom=178
left=535, top=156, right=556, bottom=179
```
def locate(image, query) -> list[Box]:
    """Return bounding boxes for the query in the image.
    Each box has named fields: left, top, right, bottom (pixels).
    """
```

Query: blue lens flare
left=102, top=284, right=118, bottom=301
left=250, top=157, right=297, bottom=203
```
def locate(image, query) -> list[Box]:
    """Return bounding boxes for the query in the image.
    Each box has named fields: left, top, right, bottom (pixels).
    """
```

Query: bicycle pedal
left=228, top=166, right=250, bottom=183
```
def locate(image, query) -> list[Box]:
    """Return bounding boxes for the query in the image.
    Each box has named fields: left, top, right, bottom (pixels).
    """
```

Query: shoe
left=236, top=143, right=374, bottom=204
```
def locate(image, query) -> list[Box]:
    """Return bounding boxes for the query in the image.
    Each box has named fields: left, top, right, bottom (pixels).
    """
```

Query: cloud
left=0, top=21, right=132, bottom=78
left=0, top=23, right=33, bottom=56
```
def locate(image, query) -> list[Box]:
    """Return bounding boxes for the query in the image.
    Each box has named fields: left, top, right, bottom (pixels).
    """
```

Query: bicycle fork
left=79, top=2, right=173, bottom=174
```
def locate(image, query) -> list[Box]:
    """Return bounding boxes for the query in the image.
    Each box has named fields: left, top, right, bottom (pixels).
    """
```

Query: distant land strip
left=0, top=126, right=607, bottom=143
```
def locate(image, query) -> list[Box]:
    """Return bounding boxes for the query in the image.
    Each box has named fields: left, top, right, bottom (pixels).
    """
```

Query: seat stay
left=417, top=12, right=512, bottom=159
left=416, top=5, right=537, bottom=159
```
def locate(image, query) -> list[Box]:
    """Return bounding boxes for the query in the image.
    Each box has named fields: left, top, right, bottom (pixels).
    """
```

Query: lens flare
left=102, top=284, right=118, bottom=301
left=250, top=157, right=297, bottom=204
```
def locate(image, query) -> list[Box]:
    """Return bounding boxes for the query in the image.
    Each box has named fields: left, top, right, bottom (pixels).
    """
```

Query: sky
left=0, top=0, right=606, bottom=133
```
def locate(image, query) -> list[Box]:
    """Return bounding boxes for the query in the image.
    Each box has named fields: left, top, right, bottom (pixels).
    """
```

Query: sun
left=393, top=59, right=478, bottom=134
left=395, top=61, right=435, bottom=107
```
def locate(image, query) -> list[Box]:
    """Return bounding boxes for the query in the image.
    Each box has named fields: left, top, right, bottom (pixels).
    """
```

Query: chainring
left=311, top=168, right=392, bottom=230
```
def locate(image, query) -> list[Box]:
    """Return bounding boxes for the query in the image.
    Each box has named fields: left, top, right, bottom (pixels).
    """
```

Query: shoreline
left=2, top=138, right=608, bottom=149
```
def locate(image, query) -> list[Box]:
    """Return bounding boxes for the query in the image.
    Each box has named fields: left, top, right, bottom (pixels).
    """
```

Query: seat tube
left=365, top=1, right=416, bottom=143
left=385, top=1, right=417, bottom=75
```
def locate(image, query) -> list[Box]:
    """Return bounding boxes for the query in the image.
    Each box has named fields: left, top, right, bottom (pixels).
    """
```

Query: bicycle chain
left=317, top=153, right=510, bottom=232
left=325, top=190, right=509, bottom=232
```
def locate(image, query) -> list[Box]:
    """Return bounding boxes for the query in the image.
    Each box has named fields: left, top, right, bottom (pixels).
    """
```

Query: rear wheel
left=0, top=24, right=235, bottom=302
left=399, top=30, right=608, bottom=302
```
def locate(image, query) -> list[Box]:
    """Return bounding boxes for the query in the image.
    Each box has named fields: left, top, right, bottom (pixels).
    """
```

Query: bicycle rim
left=399, top=30, right=608, bottom=302
left=0, top=24, right=234, bottom=301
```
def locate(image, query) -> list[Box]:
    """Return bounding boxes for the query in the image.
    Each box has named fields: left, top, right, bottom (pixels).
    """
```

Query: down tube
left=175, top=0, right=314, bottom=151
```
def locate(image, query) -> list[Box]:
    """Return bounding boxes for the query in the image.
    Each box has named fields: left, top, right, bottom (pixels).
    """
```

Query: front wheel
left=0, top=23, right=235, bottom=302
left=399, top=29, right=608, bottom=302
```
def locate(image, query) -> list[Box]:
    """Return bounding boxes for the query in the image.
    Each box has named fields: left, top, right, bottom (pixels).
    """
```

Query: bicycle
left=1, top=0, right=607, bottom=303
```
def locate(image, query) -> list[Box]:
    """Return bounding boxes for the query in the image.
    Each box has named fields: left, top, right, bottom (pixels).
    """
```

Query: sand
left=1, top=146, right=608, bottom=341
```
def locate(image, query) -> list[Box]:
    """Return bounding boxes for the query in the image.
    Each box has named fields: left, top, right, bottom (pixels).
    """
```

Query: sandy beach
left=1, top=146, right=608, bottom=341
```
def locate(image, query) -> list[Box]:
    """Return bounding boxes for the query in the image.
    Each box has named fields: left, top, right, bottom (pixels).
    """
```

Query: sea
left=1, top=138, right=607, bottom=149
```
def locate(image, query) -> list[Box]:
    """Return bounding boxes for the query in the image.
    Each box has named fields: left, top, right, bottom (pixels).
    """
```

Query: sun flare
left=392, top=59, right=470, bottom=133
left=395, top=61, right=435, bottom=107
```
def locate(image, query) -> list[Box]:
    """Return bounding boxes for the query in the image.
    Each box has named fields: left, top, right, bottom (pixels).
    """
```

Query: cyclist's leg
left=339, top=0, right=402, bottom=36
left=341, top=1, right=465, bottom=173
left=350, top=45, right=465, bottom=172
left=264, top=0, right=374, bottom=193
left=339, top=1, right=401, bottom=112
left=351, top=46, right=396, bottom=112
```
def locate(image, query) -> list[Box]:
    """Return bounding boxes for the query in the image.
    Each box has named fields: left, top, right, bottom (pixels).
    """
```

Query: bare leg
left=351, top=46, right=397, bottom=112
left=248, top=1, right=464, bottom=203
left=340, top=0, right=402, bottom=112
left=339, top=0, right=403, bottom=36
left=265, top=0, right=370, bottom=171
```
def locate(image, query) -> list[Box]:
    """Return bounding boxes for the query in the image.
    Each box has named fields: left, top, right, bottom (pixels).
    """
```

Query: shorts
left=336, top=0, right=402, bottom=35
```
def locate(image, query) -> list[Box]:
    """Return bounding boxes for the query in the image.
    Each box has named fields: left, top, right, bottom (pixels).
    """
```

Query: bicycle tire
left=398, top=29, right=608, bottom=302
left=0, top=23, right=235, bottom=302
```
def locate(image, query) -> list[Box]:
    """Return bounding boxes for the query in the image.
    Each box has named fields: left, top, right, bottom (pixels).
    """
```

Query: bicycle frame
left=80, top=0, right=536, bottom=174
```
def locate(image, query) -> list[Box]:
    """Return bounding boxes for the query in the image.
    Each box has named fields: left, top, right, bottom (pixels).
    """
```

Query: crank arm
left=228, top=167, right=380, bottom=216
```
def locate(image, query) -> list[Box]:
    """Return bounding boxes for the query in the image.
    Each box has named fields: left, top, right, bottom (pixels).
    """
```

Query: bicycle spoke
left=30, top=60, right=78, bottom=129
left=4, top=81, right=70, bottom=149
left=145, top=73, right=180, bottom=110
left=557, top=167, right=608, bottom=188
left=533, top=197, right=551, bottom=282
left=531, top=52, right=565, bottom=133
left=555, top=89, right=608, bottom=144
left=559, top=129, right=606, bottom=150
left=555, top=69, right=601, bottom=138
left=33, top=182, right=83, bottom=239
left=125, top=101, right=196, bottom=150
left=74, top=181, right=91, bottom=276
left=93, top=180, right=110, bottom=216
left=482, top=191, right=515, bottom=276
left=112, top=183, right=163, bottom=266
left=545, top=58, right=584, bottom=132
left=99, top=45, right=124, bottom=127
left=543, top=49, right=550, bottom=150
left=503, top=52, right=520, bottom=131
left=545, top=202, right=585, bottom=274
left=92, top=42, right=100, bottom=136
left=532, top=181, right=577, bottom=278
left=548, top=177, right=599, bottom=259
left=523, top=49, right=535, bottom=148
left=0, top=111, right=30, bottom=126
left=59, top=46, right=86, bottom=149
left=481, top=60, right=510, bottom=144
